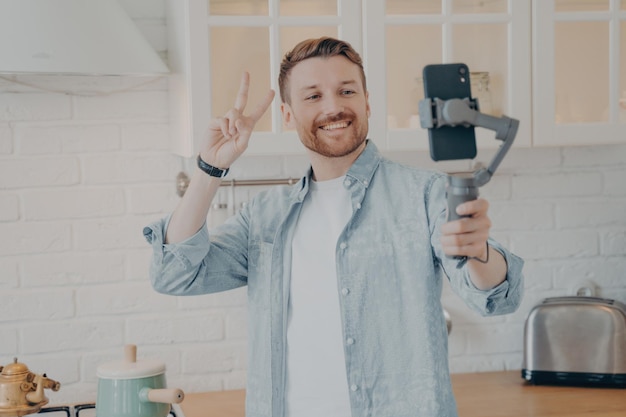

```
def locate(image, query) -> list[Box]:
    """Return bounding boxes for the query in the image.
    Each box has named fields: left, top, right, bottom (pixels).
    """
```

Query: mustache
left=315, top=111, right=354, bottom=126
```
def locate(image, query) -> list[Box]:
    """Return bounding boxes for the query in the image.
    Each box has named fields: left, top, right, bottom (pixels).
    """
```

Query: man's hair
left=278, top=37, right=366, bottom=104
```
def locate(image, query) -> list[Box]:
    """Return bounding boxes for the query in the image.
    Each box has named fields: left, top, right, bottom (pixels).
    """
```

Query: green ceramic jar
left=96, top=345, right=184, bottom=417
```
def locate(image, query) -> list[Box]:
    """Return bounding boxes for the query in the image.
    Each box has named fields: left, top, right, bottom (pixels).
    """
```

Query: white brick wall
left=1, top=3, right=625, bottom=405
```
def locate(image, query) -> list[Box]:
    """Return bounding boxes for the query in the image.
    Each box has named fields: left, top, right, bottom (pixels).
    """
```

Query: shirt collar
left=345, top=139, right=381, bottom=187
left=291, top=139, right=381, bottom=200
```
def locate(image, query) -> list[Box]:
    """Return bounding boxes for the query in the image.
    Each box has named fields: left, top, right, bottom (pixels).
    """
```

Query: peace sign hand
left=201, top=72, right=275, bottom=169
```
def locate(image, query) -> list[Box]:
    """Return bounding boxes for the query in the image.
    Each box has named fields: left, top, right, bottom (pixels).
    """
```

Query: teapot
left=0, top=358, right=61, bottom=417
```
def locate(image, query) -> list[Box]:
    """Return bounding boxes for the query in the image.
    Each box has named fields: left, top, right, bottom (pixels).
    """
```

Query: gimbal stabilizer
left=418, top=97, right=519, bottom=221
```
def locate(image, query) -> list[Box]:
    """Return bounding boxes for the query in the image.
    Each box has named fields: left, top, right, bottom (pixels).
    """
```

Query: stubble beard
left=298, top=111, right=368, bottom=158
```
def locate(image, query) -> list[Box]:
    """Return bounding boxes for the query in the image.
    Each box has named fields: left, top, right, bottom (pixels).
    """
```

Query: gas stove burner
left=38, top=404, right=177, bottom=417
left=36, top=406, right=70, bottom=417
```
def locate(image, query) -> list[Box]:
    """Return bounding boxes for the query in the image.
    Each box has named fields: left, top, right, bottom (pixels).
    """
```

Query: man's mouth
left=320, top=121, right=350, bottom=131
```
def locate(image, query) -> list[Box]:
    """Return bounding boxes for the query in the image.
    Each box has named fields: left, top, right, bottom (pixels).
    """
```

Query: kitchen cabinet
left=167, top=0, right=624, bottom=158
left=364, top=0, right=532, bottom=152
left=532, top=0, right=626, bottom=146
left=167, top=0, right=531, bottom=157
left=167, top=0, right=361, bottom=157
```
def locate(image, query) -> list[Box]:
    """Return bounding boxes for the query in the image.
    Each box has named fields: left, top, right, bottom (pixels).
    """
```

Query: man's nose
left=322, top=95, right=344, bottom=115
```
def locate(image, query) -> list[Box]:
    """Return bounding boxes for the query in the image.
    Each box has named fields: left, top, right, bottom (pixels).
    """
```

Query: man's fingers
left=233, top=72, right=250, bottom=112
left=456, top=198, right=489, bottom=217
left=219, top=117, right=231, bottom=139
left=221, top=73, right=274, bottom=143
left=248, top=89, right=276, bottom=122
left=441, top=216, right=491, bottom=236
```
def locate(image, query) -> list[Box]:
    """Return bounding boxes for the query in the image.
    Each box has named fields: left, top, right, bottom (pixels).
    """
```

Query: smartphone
left=422, top=63, right=477, bottom=161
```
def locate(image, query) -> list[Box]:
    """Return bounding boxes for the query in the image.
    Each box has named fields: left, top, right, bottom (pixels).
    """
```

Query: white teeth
left=321, top=122, right=348, bottom=130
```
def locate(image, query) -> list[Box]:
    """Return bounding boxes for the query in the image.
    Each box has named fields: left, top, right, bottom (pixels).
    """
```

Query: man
left=144, top=37, right=523, bottom=417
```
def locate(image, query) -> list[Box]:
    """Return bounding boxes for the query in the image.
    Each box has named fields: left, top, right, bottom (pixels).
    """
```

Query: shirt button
left=350, top=384, right=358, bottom=392
left=341, top=288, right=349, bottom=296
left=344, top=179, right=351, bottom=187
left=339, top=242, right=347, bottom=250
left=346, top=338, right=355, bottom=345
left=363, top=180, right=369, bottom=187
left=356, top=203, right=361, bottom=210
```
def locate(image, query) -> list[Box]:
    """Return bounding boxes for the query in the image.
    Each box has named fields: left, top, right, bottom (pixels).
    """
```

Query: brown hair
left=278, top=37, right=366, bottom=104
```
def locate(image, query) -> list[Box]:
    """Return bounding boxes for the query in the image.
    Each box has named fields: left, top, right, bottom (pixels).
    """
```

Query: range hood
left=0, top=0, right=169, bottom=76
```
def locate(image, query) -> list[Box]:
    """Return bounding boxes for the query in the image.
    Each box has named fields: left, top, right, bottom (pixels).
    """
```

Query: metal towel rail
left=176, top=171, right=298, bottom=197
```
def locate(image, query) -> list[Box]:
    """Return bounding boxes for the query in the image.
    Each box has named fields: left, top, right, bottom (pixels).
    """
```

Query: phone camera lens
left=459, top=67, right=467, bottom=75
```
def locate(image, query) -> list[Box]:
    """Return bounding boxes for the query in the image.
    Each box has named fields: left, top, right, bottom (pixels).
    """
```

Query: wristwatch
left=197, top=154, right=230, bottom=178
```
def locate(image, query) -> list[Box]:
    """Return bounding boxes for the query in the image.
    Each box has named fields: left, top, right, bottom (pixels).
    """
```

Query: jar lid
left=96, top=345, right=165, bottom=379
left=97, top=358, right=165, bottom=379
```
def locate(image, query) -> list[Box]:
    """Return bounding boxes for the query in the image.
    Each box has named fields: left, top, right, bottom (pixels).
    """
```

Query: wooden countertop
left=451, top=371, right=625, bottom=417
left=177, top=370, right=626, bottom=417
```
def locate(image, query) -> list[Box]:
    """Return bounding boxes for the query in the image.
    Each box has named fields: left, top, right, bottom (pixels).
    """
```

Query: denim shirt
left=144, top=141, right=524, bottom=417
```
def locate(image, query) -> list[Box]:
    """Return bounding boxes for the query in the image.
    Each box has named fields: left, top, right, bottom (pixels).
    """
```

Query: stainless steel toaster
left=522, top=295, right=626, bottom=388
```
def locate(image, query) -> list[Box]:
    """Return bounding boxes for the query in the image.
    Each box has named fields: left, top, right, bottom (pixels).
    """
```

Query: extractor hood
left=0, top=0, right=169, bottom=76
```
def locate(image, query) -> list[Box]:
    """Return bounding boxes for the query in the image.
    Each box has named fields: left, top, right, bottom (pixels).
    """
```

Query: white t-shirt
left=285, top=176, right=353, bottom=417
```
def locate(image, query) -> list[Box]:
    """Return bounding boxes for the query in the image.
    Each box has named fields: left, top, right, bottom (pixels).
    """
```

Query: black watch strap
left=197, top=155, right=229, bottom=178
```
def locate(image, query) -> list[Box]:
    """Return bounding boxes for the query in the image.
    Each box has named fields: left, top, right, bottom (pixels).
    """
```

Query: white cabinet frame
left=533, top=0, right=626, bottom=146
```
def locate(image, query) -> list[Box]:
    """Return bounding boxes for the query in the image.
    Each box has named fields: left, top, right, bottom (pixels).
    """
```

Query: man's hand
left=200, top=72, right=275, bottom=169
left=440, top=198, right=491, bottom=260
left=440, top=198, right=508, bottom=290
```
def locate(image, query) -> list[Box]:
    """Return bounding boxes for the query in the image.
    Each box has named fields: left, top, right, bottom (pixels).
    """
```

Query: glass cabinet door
left=170, top=0, right=361, bottom=157
left=208, top=0, right=363, bottom=155
left=208, top=0, right=343, bottom=137
left=533, top=0, right=626, bottom=146
left=364, top=0, right=531, bottom=153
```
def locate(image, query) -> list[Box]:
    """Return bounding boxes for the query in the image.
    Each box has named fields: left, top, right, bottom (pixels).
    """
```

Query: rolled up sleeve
left=143, top=215, right=247, bottom=296
left=455, top=240, right=524, bottom=316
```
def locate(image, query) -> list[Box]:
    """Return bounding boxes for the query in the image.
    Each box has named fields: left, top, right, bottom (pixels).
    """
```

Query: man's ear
left=281, top=102, right=294, bottom=128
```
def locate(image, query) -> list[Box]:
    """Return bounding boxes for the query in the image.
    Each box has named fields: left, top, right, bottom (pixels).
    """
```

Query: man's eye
left=341, top=90, right=356, bottom=96
left=306, top=94, right=320, bottom=100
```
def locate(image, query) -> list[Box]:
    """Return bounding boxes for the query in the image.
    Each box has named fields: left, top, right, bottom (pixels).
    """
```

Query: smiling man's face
left=281, top=55, right=370, bottom=159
